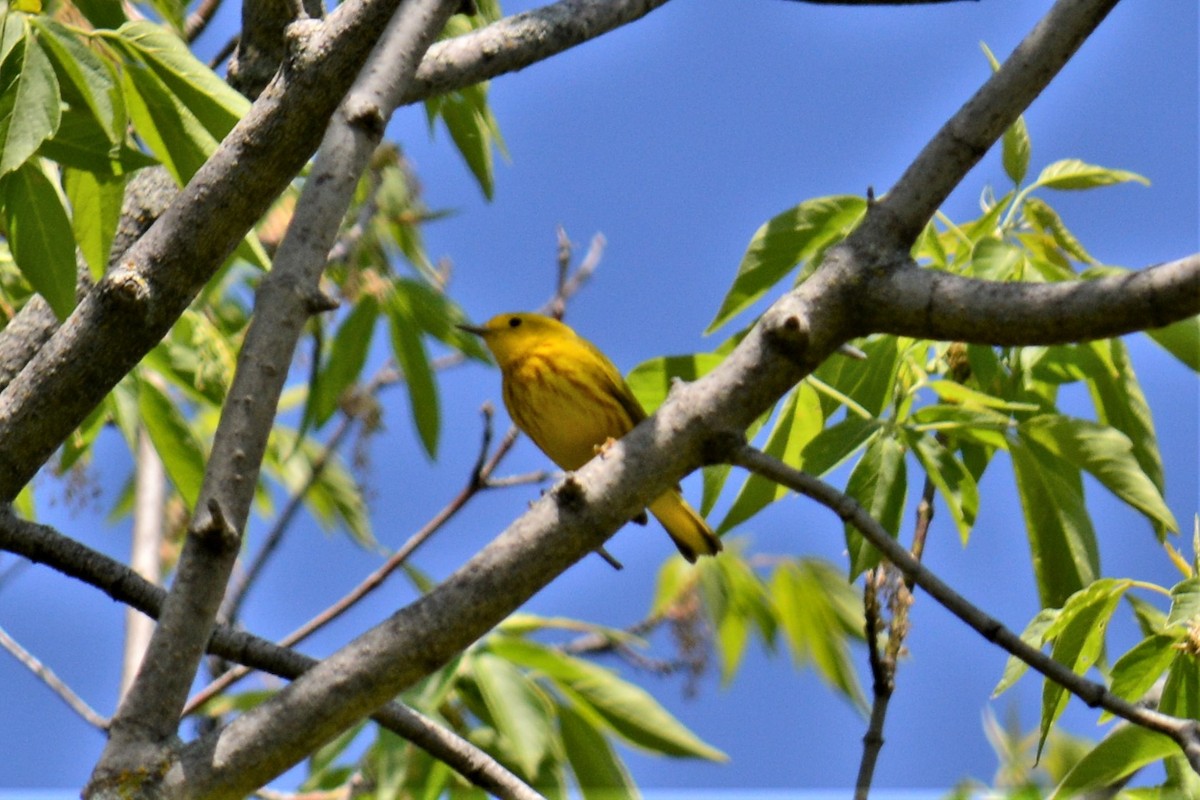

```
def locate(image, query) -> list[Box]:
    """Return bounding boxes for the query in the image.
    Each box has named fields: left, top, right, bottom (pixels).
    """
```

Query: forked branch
left=729, top=444, right=1200, bottom=774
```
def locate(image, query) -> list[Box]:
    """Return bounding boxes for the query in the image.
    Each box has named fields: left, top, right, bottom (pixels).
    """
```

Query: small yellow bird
left=460, top=312, right=722, bottom=563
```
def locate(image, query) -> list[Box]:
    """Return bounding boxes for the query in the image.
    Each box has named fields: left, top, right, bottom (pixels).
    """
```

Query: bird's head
left=457, top=312, right=574, bottom=368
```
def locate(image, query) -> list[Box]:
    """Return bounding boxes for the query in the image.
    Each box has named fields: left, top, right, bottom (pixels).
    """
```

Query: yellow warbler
left=460, top=312, right=722, bottom=562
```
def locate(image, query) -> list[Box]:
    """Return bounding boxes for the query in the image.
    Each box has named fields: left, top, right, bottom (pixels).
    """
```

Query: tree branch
left=88, top=0, right=461, bottom=791
left=863, top=253, right=1200, bottom=345
left=0, top=508, right=540, bottom=800
left=0, top=0, right=453, bottom=501
left=185, top=405, right=522, bottom=714
left=0, top=623, right=109, bottom=730
left=118, top=3, right=1194, bottom=790
left=729, top=444, right=1200, bottom=774
left=402, top=0, right=673, bottom=104
left=121, top=429, right=164, bottom=700
left=865, top=0, right=1120, bottom=243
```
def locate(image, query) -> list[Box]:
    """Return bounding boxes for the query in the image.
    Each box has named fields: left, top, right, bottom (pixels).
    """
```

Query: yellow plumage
left=461, top=312, right=722, bottom=563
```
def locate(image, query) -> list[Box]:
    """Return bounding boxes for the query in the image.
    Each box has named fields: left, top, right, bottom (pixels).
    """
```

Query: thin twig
left=184, top=406, right=522, bottom=714
left=0, top=623, right=109, bottom=730
left=185, top=0, right=226, bottom=42
left=0, top=508, right=540, bottom=800
left=730, top=444, right=1200, bottom=774
left=222, top=410, right=358, bottom=624
left=856, top=568, right=888, bottom=800
left=855, top=471, right=935, bottom=797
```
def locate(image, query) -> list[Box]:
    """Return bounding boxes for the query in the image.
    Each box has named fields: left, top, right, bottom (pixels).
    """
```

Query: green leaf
left=309, top=297, right=379, bottom=428
left=0, top=25, right=61, bottom=177
left=144, top=0, right=186, bottom=34
left=1126, top=592, right=1168, bottom=638
left=625, top=353, right=726, bottom=415
left=717, top=382, right=827, bottom=533
left=1145, top=316, right=1200, bottom=372
left=909, top=404, right=1012, bottom=451
left=1086, top=338, right=1165, bottom=497
left=1023, top=196, right=1093, bottom=264
left=106, top=22, right=247, bottom=140
left=843, top=433, right=906, bottom=575
left=770, top=560, right=866, bottom=711
left=431, top=83, right=503, bottom=200
left=58, top=397, right=110, bottom=473
left=1037, top=579, right=1131, bottom=759
left=471, top=651, right=554, bottom=779
left=980, top=43, right=1030, bottom=186
left=1160, top=647, right=1200, bottom=719
left=64, top=168, right=125, bottom=279
left=36, top=108, right=148, bottom=174
left=71, top=0, right=127, bottom=29
left=905, top=430, right=978, bottom=543
left=138, top=377, right=206, bottom=510
left=1002, top=115, right=1030, bottom=186
left=1050, top=725, right=1179, bottom=799
left=811, top=335, right=900, bottom=418
left=3, top=161, right=77, bottom=318
left=117, top=50, right=213, bottom=183
left=969, top=237, right=1023, bottom=280
left=31, top=18, right=121, bottom=146
left=699, top=552, right=777, bottom=683
left=1009, top=435, right=1099, bottom=608
left=1031, top=159, right=1149, bottom=191
left=393, top=278, right=489, bottom=363
left=387, top=288, right=440, bottom=458
left=488, top=637, right=727, bottom=761
left=993, top=608, right=1058, bottom=697
left=1020, top=414, right=1177, bottom=535
left=706, top=195, right=866, bottom=333
left=1027, top=341, right=1109, bottom=385
left=1166, top=577, right=1200, bottom=629
left=302, top=447, right=375, bottom=548
left=1102, top=632, right=1183, bottom=722
left=558, top=703, right=638, bottom=800
left=925, top=379, right=1039, bottom=413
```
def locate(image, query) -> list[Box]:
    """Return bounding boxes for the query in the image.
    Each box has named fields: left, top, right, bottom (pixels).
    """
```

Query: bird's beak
left=456, top=322, right=488, bottom=337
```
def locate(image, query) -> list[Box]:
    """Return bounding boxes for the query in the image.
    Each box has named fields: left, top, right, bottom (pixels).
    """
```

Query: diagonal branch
left=864, top=0, right=1120, bottom=243
left=403, top=0, right=672, bottom=103
left=0, top=623, right=109, bottom=730
left=89, top=0, right=462, bottom=790
left=137, top=2, right=1197, bottom=792
left=0, top=508, right=540, bottom=800
left=729, top=444, right=1200, bottom=774
left=863, top=253, right=1200, bottom=345
left=186, top=406, right=526, bottom=714
left=0, top=0, right=451, bottom=501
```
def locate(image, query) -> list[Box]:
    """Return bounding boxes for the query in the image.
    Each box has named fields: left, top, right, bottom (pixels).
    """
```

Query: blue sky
left=1, top=0, right=1196, bottom=792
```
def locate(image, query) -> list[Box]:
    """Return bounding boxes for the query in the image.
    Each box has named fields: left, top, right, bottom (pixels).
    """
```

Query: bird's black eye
left=508, top=317, right=522, bottom=328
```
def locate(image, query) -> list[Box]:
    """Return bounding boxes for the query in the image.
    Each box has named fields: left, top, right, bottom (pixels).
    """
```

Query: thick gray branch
left=730, top=445, right=1200, bottom=774
left=89, top=0, right=461, bottom=791
left=0, top=0, right=428, bottom=501
left=162, top=1, right=1197, bottom=792
left=861, top=253, right=1200, bottom=345
left=865, top=0, right=1120, bottom=243
left=403, top=0, right=671, bottom=103
left=0, top=509, right=539, bottom=800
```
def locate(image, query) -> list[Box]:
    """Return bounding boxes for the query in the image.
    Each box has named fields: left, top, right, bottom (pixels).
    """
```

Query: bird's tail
left=648, top=490, right=723, bottom=563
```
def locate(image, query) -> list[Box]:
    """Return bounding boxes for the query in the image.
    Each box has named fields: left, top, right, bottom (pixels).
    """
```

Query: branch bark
left=730, top=444, right=1200, bottom=773
left=87, top=0, right=462, bottom=793
left=0, top=0, right=442, bottom=501
left=76, top=0, right=1194, bottom=793
left=120, top=429, right=164, bottom=700
left=0, top=508, right=540, bottom=800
